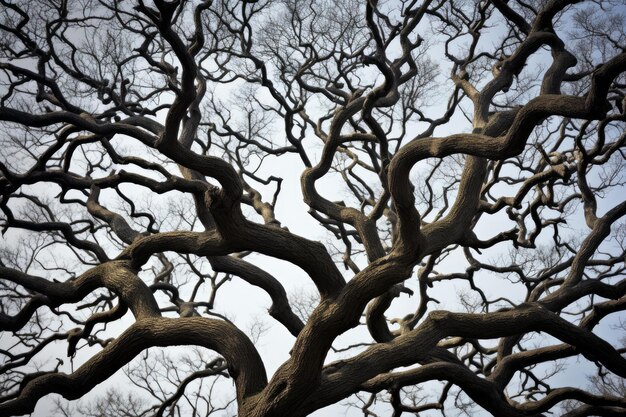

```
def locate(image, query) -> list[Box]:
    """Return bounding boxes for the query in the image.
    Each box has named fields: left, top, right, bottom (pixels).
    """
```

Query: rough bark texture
left=1, top=0, right=625, bottom=416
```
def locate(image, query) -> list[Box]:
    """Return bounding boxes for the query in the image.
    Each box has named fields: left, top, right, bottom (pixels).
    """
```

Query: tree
left=1, top=0, right=626, bottom=416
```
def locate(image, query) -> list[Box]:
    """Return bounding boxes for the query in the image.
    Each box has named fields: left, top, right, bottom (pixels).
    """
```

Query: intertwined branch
left=1, top=0, right=625, bottom=416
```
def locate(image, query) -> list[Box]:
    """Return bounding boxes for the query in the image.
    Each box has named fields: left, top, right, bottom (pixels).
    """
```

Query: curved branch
left=0, top=317, right=267, bottom=416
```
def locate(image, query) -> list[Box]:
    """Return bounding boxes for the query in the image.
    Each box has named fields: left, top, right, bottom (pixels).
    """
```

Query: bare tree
left=1, top=0, right=626, bottom=416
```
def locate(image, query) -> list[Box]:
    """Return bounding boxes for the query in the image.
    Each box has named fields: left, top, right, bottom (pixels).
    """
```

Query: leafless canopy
left=1, top=0, right=626, bottom=416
